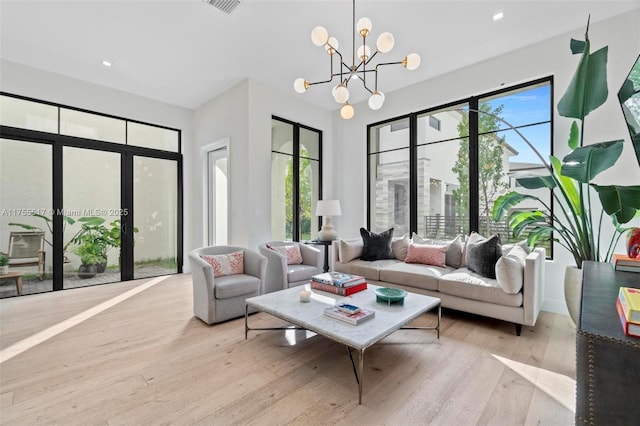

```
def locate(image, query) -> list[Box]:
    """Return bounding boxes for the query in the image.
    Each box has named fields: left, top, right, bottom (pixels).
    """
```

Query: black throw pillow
left=466, top=234, right=502, bottom=278
left=360, top=227, right=395, bottom=261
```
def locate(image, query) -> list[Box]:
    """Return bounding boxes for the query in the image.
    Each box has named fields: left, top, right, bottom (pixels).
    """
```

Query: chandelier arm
left=364, top=51, right=379, bottom=67
left=352, top=0, right=356, bottom=67
left=373, top=60, right=404, bottom=92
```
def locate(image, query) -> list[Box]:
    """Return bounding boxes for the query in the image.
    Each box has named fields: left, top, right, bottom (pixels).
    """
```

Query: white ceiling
left=1, top=0, right=639, bottom=111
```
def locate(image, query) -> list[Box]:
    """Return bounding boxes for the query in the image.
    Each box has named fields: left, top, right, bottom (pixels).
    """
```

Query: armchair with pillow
left=258, top=241, right=323, bottom=294
left=189, top=245, right=267, bottom=325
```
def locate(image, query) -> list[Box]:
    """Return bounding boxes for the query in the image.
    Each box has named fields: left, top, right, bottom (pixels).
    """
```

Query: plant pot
left=564, top=265, right=583, bottom=325
left=78, top=264, right=98, bottom=279
left=0, top=265, right=8, bottom=275
left=96, top=260, right=107, bottom=273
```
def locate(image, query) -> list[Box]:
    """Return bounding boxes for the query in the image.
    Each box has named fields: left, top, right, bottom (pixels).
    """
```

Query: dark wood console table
left=576, top=261, right=640, bottom=425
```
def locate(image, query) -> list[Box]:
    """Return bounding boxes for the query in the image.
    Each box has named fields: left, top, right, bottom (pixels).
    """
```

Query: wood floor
left=0, top=274, right=576, bottom=425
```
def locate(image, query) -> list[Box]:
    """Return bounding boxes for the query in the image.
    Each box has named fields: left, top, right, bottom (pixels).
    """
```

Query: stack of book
left=323, top=303, right=375, bottom=325
left=611, top=254, right=640, bottom=273
left=615, top=286, right=640, bottom=338
left=310, top=272, right=367, bottom=296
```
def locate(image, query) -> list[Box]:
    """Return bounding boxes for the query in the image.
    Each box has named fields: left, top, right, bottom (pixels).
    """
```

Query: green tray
left=375, top=287, right=407, bottom=305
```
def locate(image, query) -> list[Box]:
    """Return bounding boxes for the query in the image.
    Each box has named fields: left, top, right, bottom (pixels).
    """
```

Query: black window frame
left=366, top=76, right=554, bottom=256
left=271, top=115, right=323, bottom=242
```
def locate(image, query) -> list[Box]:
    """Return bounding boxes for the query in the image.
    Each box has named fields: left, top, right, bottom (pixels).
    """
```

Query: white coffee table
left=245, top=284, right=441, bottom=404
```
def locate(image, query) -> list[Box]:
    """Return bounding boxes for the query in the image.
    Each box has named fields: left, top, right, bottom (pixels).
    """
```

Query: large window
left=368, top=78, right=552, bottom=250
left=271, top=117, right=321, bottom=241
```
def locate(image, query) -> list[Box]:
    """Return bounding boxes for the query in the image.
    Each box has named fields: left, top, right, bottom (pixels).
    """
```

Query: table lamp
left=316, top=200, right=342, bottom=241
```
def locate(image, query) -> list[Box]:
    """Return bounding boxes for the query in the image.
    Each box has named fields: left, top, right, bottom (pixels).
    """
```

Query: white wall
left=191, top=78, right=333, bottom=251
left=331, top=10, right=640, bottom=314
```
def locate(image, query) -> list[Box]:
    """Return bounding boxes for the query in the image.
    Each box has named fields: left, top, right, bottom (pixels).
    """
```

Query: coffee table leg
left=358, top=348, right=364, bottom=404
left=244, top=304, right=249, bottom=340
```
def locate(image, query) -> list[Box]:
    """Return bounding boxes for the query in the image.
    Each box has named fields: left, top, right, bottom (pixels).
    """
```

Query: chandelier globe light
left=293, top=0, right=421, bottom=119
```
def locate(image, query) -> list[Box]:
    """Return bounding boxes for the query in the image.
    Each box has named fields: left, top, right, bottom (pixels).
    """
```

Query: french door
left=1, top=127, right=182, bottom=296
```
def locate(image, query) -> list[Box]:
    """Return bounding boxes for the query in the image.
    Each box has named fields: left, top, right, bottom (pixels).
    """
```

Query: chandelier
left=293, top=0, right=421, bottom=119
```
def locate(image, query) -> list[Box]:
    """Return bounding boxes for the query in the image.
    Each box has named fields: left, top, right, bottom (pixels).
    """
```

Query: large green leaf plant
left=493, top=23, right=640, bottom=269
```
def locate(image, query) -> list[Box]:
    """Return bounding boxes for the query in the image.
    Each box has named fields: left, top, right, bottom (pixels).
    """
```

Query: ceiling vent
left=204, top=0, right=240, bottom=14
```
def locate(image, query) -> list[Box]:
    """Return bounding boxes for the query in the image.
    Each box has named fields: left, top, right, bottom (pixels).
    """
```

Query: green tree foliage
left=452, top=103, right=508, bottom=235
left=284, top=148, right=313, bottom=240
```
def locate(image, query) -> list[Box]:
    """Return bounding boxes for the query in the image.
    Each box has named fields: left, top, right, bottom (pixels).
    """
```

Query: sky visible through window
left=487, top=84, right=551, bottom=165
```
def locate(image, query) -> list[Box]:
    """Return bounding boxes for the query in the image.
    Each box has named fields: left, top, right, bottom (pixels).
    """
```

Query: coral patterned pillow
left=404, top=243, right=448, bottom=267
left=201, top=251, right=244, bottom=277
left=267, top=244, right=303, bottom=265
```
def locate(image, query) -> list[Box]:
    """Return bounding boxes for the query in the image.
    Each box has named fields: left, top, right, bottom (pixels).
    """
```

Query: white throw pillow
left=495, top=245, right=528, bottom=294
left=339, top=239, right=363, bottom=263
left=392, top=234, right=410, bottom=261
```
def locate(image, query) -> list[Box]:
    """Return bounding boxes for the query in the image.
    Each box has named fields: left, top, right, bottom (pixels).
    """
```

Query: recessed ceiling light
left=102, top=60, right=112, bottom=67
left=493, top=11, right=504, bottom=21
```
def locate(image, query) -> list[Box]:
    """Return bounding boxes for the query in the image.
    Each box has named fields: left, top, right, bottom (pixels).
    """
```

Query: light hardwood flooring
left=0, top=274, right=576, bottom=425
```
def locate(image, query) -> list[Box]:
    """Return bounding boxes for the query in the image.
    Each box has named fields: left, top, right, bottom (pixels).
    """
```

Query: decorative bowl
left=375, top=287, right=407, bottom=305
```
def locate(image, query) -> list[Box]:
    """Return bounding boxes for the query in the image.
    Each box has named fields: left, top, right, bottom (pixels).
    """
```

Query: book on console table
left=311, top=272, right=366, bottom=287
left=618, top=286, right=640, bottom=323
left=323, top=306, right=375, bottom=325
left=310, top=281, right=367, bottom=296
left=616, top=298, right=640, bottom=338
left=611, top=254, right=640, bottom=272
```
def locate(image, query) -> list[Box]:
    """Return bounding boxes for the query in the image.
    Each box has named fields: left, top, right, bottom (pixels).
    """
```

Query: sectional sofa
left=331, top=234, right=545, bottom=335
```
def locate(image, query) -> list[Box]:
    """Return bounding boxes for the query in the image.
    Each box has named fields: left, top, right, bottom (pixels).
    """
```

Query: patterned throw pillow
left=201, top=251, right=244, bottom=277
left=404, top=243, right=448, bottom=267
left=466, top=234, right=502, bottom=278
left=412, top=233, right=463, bottom=267
left=267, top=244, right=303, bottom=265
left=360, top=227, right=395, bottom=261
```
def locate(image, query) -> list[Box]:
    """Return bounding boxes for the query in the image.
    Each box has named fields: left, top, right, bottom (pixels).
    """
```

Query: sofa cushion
left=267, top=244, right=303, bottom=265
left=214, top=274, right=261, bottom=299
left=379, top=262, right=450, bottom=291
left=438, top=268, right=523, bottom=307
left=339, top=239, right=363, bottom=263
left=201, top=251, right=244, bottom=278
left=404, top=243, right=448, bottom=267
left=287, top=264, right=319, bottom=283
left=334, top=258, right=400, bottom=281
left=466, top=233, right=502, bottom=278
left=392, top=234, right=410, bottom=261
left=360, top=227, right=395, bottom=261
left=412, top=233, right=464, bottom=268
left=495, top=245, right=528, bottom=294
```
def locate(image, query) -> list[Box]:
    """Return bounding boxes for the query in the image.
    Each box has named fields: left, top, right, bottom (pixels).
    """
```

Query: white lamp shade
left=368, top=91, right=385, bottom=110
left=293, top=78, right=307, bottom=93
left=404, top=53, right=421, bottom=70
left=340, top=103, right=355, bottom=119
left=357, top=45, right=371, bottom=61
left=333, top=84, right=350, bottom=103
left=325, top=37, right=339, bottom=53
left=311, top=26, right=329, bottom=47
left=356, top=17, right=372, bottom=35
left=376, top=32, right=395, bottom=53
left=316, top=200, right=342, bottom=216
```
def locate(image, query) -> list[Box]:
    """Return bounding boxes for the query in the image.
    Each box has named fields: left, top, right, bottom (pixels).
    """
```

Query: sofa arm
left=243, top=249, right=267, bottom=291
left=300, top=243, right=322, bottom=269
left=522, top=247, right=546, bottom=326
left=188, top=250, right=217, bottom=324
left=258, top=245, right=288, bottom=293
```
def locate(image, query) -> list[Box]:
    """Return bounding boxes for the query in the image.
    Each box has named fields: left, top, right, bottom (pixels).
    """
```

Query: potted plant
left=492, top=20, right=640, bottom=323
left=0, top=252, right=9, bottom=275
left=73, top=233, right=107, bottom=279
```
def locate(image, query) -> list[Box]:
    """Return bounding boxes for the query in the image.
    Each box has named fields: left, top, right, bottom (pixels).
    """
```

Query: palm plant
left=493, top=20, right=640, bottom=269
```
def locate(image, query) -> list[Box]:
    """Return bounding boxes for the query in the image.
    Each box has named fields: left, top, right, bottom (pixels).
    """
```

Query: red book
left=310, top=281, right=367, bottom=296
left=616, top=298, right=640, bottom=338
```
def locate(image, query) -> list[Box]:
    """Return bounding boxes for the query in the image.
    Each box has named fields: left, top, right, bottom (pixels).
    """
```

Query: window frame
left=366, top=76, right=553, bottom=256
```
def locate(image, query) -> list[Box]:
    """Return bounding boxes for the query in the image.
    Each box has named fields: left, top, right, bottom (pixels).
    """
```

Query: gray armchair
left=258, top=241, right=322, bottom=294
left=189, top=245, right=267, bottom=325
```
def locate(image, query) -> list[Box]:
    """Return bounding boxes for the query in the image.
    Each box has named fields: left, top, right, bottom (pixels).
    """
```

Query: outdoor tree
left=452, top=103, right=509, bottom=236
left=284, top=148, right=313, bottom=240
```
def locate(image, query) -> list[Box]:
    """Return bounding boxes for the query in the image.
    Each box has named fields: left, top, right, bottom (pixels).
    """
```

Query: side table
left=305, top=239, right=334, bottom=273
left=0, top=271, right=24, bottom=295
